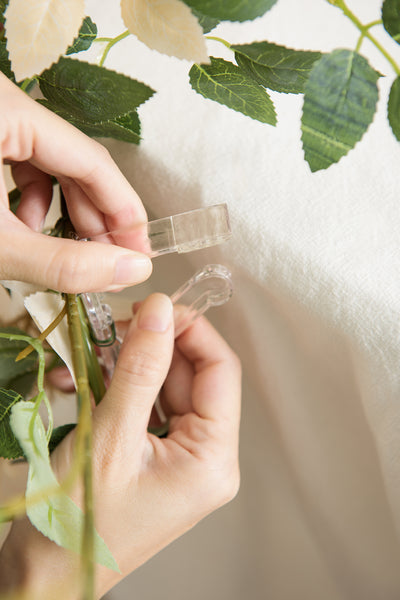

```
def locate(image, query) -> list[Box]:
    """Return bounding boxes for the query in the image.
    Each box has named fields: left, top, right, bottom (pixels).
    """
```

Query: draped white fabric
left=77, top=1, right=400, bottom=597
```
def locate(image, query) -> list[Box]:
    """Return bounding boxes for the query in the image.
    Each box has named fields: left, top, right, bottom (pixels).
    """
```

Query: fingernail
left=137, top=294, right=172, bottom=332
left=113, top=254, right=152, bottom=286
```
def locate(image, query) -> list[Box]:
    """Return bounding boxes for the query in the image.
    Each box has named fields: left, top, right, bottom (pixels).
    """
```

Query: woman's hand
left=0, top=73, right=152, bottom=292
left=0, top=293, right=241, bottom=599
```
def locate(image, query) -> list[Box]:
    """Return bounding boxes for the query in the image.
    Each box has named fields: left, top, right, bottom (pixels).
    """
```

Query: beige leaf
left=121, top=0, right=209, bottom=63
left=4, top=0, right=85, bottom=81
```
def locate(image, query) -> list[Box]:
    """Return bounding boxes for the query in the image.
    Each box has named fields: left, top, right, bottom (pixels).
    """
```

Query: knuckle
left=46, top=249, right=88, bottom=292
left=118, top=346, right=166, bottom=389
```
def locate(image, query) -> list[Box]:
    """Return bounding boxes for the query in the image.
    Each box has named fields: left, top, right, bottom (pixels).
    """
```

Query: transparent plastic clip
left=87, top=204, right=231, bottom=257
left=81, top=264, right=233, bottom=380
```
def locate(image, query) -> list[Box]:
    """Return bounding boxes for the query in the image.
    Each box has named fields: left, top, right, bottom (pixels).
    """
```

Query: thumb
left=0, top=227, right=152, bottom=293
left=94, top=293, right=174, bottom=446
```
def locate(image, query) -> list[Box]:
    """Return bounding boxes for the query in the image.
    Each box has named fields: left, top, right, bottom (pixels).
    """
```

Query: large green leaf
left=66, top=16, right=97, bottom=55
left=382, top=0, right=400, bottom=44
left=190, top=7, right=219, bottom=33
left=388, top=76, right=400, bottom=140
left=38, top=100, right=141, bottom=144
left=301, top=49, right=380, bottom=172
left=0, top=388, right=24, bottom=459
left=38, top=58, right=154, bottom=122
left=233, top=41, right=322, bottom=94
left=189, top=57, right=276, bottom=125
left=183, top=0, right=277, bottom=22
left=0, top=327, right=38, bottom=398
left=0, top=0, right=8, bottom=23
left=10, top=402, right=119, bottom=572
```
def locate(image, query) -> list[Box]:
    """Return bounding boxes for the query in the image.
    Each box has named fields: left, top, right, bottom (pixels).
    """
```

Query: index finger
left=174, top=317, right=241, bottom=428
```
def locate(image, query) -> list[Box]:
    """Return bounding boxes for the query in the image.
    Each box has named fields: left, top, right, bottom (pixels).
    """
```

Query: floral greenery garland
left=0, top=1, right=399, bottom=599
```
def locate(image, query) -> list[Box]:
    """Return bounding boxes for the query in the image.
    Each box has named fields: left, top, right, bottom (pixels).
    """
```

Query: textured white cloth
left=86, top=1, right=400, bottom=598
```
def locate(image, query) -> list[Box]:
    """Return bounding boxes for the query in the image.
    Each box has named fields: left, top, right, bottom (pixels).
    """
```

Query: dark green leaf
left=182, top=0, right=277, bottom=22
left=49, top=423, right=76, bottom=453
left=301, top=49, right=380, bottom=172
left=0, top=38, right=14, bottom=81
left=8, top=186, right=21, bottom=213
left=382, top=0, right=400, bottom=44
left=388, top=76, right=400, bottom=140
left=0, top=328, right=38, bottom=399
left=66, top=16, right=97, bottom=55
left=189, top=57, right=276, bottom=125
left=190, top=8, right=219, bottom=33
left=37, top=100, right=141, bottom=144
left=38, top=57, right=154, bottom=122
left=0, top=0, right=8, bottom=24
left=233, top=41, right=322, bottom=94
left=0, top=388, right=24, bottom=459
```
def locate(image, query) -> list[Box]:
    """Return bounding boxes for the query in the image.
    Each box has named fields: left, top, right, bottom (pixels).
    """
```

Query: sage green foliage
left=37, top=57, right=154, bottom=144
left=0, top=388, right=24, bottom=459
left=388, top=76, right=400, bottom=140
left=183, top=0, right=278, bottom=22
left=301, top=49, right=380, bottom=172
left=0, top=327, right=38, bottom=398
left=66, top=16, right=97, bottom=55
left=382, top=0, right=400, bottom=44
left=10, top=401, right=119, bottom=571
left=233, top=42, right=323, bottom=94
left=189, top=57, right=277, bottom=125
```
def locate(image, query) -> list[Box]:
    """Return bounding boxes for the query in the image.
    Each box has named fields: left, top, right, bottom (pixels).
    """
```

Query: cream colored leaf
left=24, top=292, right=76, bottom=386
left=121, top=0, right=209, bottom=63
left=4, top=0, right=85, bottom=81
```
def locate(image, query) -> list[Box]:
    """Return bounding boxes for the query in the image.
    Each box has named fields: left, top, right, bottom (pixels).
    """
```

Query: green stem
left=20, top=77, right=36, bottom=93
left=332, top=0, right=400, bottom=74
left=205, top=35, right=232, bottom=49
left=98, top=30, right=130, bottom=67
left=66, top=294, right=95, bottom=600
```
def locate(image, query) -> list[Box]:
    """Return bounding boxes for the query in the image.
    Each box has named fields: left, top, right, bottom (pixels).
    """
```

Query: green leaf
left=182, top=0, right=277, bottom=22
left=382, top=0, right=400, bottom=44
left=38, top=57, right=154, bottom=122
left=0, top=388, right=24, bottom=459
left=388, top=76, right=400, bottom=140
left=0, top=0, right=8, bottom=23
left=37, top=100, right=141, bottom=144
left=48, top=423, right=76, bottom=454
left=0, top=38, right=15, bottom=81
left=189, top=57, right=276, bottom=125
left=66, top=16, right=97, bottom=55
left=233, top=41, right=323, bottom=94
left=190, top=8, right=219, bottom=33
left=301, top=49, right=380, bottom=172
left=0, top=328, right=38, bottom=399
left=10, top=402, right=120, bottom=572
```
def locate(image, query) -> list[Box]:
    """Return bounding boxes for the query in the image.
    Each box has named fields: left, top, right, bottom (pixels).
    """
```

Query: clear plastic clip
left=87, top=204, right=231, bottom=257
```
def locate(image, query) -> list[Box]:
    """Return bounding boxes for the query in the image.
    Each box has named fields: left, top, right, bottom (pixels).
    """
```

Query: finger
left=159, top=346, right=194, bottom=417
left=0, top=75, right=147, bottom=234
left=175, top=317, right=241, bottom=429
left=12, top=162, right=53, bottom=231
left=0, top=221, right=152, bottom=293
left=94, top=294, right=174, bottom=446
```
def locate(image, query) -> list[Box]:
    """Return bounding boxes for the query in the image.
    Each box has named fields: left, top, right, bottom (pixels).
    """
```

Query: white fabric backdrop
left=85, top=1, right=400, bottom=597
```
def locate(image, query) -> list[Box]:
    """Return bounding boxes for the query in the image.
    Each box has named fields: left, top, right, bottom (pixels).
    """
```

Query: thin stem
left=205, top=35, right=232, bottom=49
left=66, top=294, right=95, bottom=600
left=20, top=77, right=36, bottom=93
left=16, top=302, right=67, bottom=362
left=332, top=0, right=400, bottom=74
left=99, top=30, right=130, bottom=67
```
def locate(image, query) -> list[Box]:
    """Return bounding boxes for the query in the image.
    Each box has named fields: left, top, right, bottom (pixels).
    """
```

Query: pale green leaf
left=189, top=56, right=276, bottom=125
left=233, top=41, right=322, bottom=94
left=301, top=49, right=380, bottom=172
left=0, top=388, right=24, bottom=459
left=4, top=0, right=85, bottom=80
left=382, top=0, right=400, bottom=44
left=66, top=16, right=97, bottom=55
left=10, top=402, right=119, bottom=572
left=182, top=0, right=277, bottom=22
left=388, top=76, right=400, bottom=140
